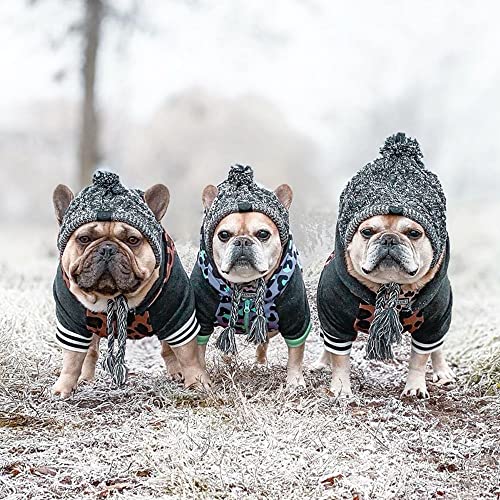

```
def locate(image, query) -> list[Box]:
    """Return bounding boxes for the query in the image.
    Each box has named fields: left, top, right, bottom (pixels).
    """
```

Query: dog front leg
left=161, top=341, right=184, bottom=381
left=311, top=349, right=331, bottom=371
left=52, top=349, right=87, bottom=398
left=171, top=338, right=212, bottom=389
left=330, top=353, right=352, bottom=396
left=255, top=330, right=278, bottom=365
left=286, top=343, right=305, bottom=388
left=197, top=343, right=208, bottom=371
left=79, top=334, right=100, bottom=383
left=402, top=350, right=430, bottom=398
left=431, top=349, right=455, bottom=385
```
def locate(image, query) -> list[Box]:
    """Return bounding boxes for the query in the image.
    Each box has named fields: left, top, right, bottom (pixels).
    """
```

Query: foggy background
left=1, top=0, right=499, bottom=243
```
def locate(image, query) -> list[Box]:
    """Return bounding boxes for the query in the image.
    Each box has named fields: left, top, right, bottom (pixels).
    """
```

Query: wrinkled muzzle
left=221, top=236, right=268, bottom=274
left=75, top=241, right=141, bottom=294
left=363, top=233, right=418, bottom=276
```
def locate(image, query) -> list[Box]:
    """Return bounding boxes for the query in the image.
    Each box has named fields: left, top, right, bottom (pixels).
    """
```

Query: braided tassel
left=215, top=286, right=242, bottom=354
left=247, top=278, right=267, bottom=346
left=102, top=295, right=129, bottom=386
left=366, top=282, right=403, bottom=360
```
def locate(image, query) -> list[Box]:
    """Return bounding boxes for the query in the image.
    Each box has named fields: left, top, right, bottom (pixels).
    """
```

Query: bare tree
left=79, top=0, right=103, bottom=187
left=31, top=0, right=142, bottom=188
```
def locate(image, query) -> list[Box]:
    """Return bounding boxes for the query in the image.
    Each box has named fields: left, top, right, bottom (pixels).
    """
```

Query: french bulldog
left=316, top=215, right=455, bottom=398
left=316, top=132, right=455, bottom=399
left=52, top=173, right=210, bottom=398
left=191, top=165, right=311, bottom=387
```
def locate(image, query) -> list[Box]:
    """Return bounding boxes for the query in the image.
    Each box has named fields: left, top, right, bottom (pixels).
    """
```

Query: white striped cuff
left=411, top=335, right=447, bottom=354
left=321, top=328, right=353, bottom=356
left=56, top=319, right=93, bottom=352
left=163, top=311, right=200, bottom=348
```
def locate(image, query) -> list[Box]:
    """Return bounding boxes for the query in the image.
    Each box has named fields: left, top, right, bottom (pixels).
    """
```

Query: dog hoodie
left=54, top=233, right=200, bottom=352
left=317, top=133, right=452, bottom=359
left=317, top=232, right=452, bottom=356
left=191, top=236, right=311, bottom=349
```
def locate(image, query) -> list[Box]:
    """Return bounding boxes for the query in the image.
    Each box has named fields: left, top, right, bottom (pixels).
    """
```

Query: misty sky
left=1, top=2, right=497, bottom=136
left=1, top=0, right=499, bottom=200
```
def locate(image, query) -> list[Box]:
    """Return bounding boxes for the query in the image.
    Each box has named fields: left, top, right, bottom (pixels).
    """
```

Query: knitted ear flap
left=366, top=282, right=403, bottom=360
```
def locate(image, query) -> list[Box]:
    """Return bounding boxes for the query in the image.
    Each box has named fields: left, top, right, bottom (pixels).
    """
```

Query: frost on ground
left=0, top=204, right=499, bottom=499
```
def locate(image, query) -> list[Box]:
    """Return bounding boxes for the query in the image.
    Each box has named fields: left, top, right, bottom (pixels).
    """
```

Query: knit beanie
left=337, top=132, right=447, bottom=267
left=203, top=164, right=290, bottom=255
left=57, top=170, right=164, bottom=267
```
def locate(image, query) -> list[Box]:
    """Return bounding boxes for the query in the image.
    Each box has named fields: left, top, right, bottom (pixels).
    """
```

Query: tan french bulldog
left=52, top=171, right=210, bottom=398
left=316, top=133, right=455, bottom=399
left=191, top=165, right=311, bottom=387
left=317, top=215, right=455, bottom=397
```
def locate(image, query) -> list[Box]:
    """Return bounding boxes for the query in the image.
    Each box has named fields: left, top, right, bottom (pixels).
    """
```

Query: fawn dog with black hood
left=316, top=133, right=455, bottom=398
left=52, top=171, right=210, bottom=398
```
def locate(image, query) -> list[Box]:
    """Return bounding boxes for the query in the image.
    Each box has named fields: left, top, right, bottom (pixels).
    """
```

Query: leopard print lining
left=353, top=289, right=424, bottom=335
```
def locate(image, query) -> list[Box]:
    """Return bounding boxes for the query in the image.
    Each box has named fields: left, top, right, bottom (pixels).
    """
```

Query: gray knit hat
left=337, top=132, right=447, bottom=267
left=57, top=170, right=163, bottom=266
left=203, top=164, right=290, bottom=255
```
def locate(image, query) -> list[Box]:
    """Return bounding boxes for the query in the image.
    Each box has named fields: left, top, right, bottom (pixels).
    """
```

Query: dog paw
left=310, top=360, right=330, bottom=372
left=184, top=370, right=212, bottom=390
left=254, top=355, right=267, bottom=366
left=286, top=372, right=306, bottom=389
left=432, top=357, right=456, bottom=385
left=78, top=371, right=96, bottom=385
left=432, top=365, right=456, bottom=386
left=329, top=378, right=352, bottom=398
left=52, top=377, right=78, bottom=399
left=165, top=361, right=184, bottom=382
left=401, top=381, right=429, bottom=399
left=310, top=351, right=330, bottom=372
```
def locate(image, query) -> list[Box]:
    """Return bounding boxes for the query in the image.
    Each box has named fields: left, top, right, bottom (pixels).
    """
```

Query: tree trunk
left=78, top=0, right=103, bottom=188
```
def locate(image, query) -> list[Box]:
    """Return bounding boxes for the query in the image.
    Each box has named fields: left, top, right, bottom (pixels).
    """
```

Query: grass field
left=0, top=204, right=499, bottom=499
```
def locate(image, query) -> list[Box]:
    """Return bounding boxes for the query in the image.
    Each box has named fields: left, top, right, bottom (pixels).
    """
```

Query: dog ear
left=144, top=184, right=170, bottom=221
left=202, top=185, right=218, bottom=210
left=53, top=184, right=74, bottom=225
left=274, top=184, right=293, bottom=209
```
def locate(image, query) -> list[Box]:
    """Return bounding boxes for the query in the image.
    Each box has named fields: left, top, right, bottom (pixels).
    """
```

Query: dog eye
left=256, top=230, right=271, bottom=241
left=127, top=236, right=140, bottom=246
left=77, top=235, right=91, bottom=244
left=217, top=230, right=231, bottom=243
left=360, top=228, right=374, bottom=238
left=407, top=229, right=422, bottom=239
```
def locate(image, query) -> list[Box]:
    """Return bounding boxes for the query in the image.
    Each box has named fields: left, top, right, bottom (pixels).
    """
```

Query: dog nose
left=99, top=243, right=118, bottom=260
left=233, top=236, right=254, bottom=247
left=379, top=233, right=400, bottom=246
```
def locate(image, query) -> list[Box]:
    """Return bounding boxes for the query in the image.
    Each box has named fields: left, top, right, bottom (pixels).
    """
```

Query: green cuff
left=284, top=321, right=312, bottom=348
left=196, top=334, right=212, bottom=346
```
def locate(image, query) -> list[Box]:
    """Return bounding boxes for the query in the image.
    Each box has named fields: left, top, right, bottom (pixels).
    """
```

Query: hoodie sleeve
left=152, top=253, right=200, bottom=347
left=410, top=277, right=453, bottom=354
left=53, top=266, right=93, bottom=352
left=316, top=259, right=359, bottom=355
left=274, top=267, right=311, bottom=347
left=190, top=262, right=219, bottom=345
